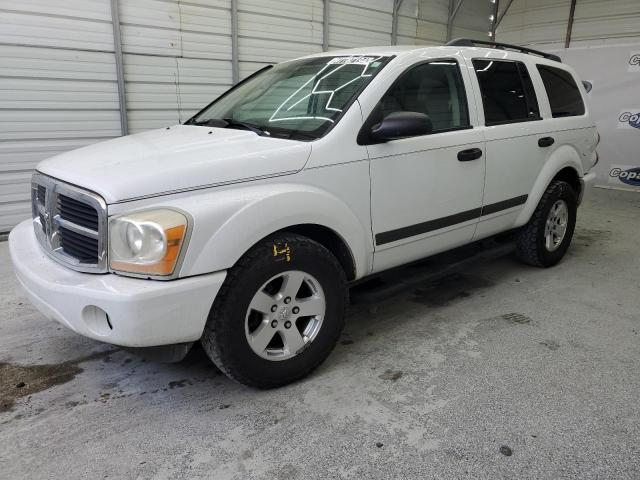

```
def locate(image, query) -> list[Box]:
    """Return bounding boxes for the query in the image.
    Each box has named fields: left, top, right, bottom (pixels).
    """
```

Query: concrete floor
left=0, top=188, right=639, bottom=480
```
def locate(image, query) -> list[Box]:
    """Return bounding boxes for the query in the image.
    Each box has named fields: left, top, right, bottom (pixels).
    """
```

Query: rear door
left=465, top=55, right=550, bottom=239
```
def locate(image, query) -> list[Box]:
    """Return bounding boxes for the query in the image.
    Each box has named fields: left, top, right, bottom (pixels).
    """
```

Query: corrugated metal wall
left=398, top=0, right=448, bottom=45
left=328, top=1, right=393, bottom=49
left=497, top=0, right=640, bottom=49
left=0, top=0, right=489, bottom=233
left=239, top=0, right=323, bottom=77
left=119, top=0, right=233, bottom=133
left=0, top=0, right=120, bottom=232
left=452, top=0, right=492, bottom=39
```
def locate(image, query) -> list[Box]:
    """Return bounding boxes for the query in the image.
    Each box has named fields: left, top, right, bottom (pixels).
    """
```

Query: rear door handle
left=457, top=148, right=483, bottom=162
left=538, top=136, right=555, bottom=147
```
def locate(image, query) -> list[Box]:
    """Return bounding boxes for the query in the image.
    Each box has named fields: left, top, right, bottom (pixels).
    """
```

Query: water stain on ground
left=500, top=445, right=513, bottom=456
left=168, top=379, right=192, bottom=389
left=412, top=274, right=495, bottom=307
left=574, top=228, right=612, bottom=248
left=0, top=351, right=108, bottom=413
left=540, top=339, right=560, bottom=350
left=500, top=313, right=532, bottom=325
left=379, top=369, right=403, bottom=381
left=575, top=228, right=612, bottom=241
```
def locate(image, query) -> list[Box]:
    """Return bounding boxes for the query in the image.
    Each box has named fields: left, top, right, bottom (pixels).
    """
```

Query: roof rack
left=446, top=38, right=562, bottom=63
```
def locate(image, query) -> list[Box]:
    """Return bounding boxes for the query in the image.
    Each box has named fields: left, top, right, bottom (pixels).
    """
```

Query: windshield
left=188, top=55, right=392, bottom=140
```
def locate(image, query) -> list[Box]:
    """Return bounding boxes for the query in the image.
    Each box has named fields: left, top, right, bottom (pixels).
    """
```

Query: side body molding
left=174, top=183, right=372, bottom=279
left=515, top=144, right=584, bottom=227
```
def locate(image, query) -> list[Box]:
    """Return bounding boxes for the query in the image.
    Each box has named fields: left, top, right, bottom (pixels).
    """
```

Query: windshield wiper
left=189, top=117, right=318, bottom=140
left=222, top=118, right=269, bottom=136
left=188, top=117, right=268, bottom=136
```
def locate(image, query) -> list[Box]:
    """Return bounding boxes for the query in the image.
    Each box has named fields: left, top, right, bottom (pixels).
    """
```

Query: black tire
left=515, top=180, right=577, bottom=267
left=201, top=233, right=348, bottom=388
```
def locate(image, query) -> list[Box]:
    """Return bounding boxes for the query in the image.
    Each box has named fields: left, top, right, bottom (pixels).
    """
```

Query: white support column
left=323, top=0, right=330, bottom=51
left=231, top=0, right=239, bottom=84
left=391, top=0, right=404, bottom=45
left=109, top=0, right=128, bottom=136
left=565, top=0, right=577, bottom=48
left=491, top=0, right=500, bottom=39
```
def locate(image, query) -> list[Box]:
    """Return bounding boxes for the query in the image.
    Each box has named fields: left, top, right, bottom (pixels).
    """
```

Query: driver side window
left=377, top=60, right=470, bottom=133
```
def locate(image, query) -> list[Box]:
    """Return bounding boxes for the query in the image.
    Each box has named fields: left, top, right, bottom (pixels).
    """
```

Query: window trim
left=472, top=58, right=543, bottom=127
left=536, top=64, right=586, bottom=119
left=357, top=58, right=473, bottom=145
left=516, top=62, right=541, bottom=122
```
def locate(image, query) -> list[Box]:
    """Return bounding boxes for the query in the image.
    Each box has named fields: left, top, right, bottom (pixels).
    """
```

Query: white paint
left=9, top=45, right=597, bottom=348
left=37, top=125, right=312, bottom=204
left=9, top=220, right=224, bottom=347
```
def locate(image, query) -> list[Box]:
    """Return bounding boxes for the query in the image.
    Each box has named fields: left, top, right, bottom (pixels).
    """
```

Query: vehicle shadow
left=7, top=239, right=520, bottom=407
left=175, top=238, right=521, bottom=382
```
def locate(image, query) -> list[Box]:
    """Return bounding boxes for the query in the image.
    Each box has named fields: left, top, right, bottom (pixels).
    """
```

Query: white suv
left=10, top=40, right=598, bottom=388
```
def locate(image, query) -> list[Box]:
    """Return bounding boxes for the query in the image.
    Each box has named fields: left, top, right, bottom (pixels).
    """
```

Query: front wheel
left=201, top=233, right=347, bottom=388
left=515, top=180, right=577, bottom=267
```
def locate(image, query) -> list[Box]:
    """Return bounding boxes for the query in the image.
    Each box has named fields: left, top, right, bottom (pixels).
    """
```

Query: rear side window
left=472, top=59, right=540, bottom=126
left=537, top=65, right=585, bottom=117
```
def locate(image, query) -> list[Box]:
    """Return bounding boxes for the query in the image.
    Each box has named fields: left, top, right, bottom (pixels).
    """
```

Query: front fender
left=177, top=183, right=372, bottom=278
left=515, top=144, right=584, bottom=226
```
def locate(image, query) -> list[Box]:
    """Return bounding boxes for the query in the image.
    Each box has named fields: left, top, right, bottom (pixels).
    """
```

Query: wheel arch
left=178, top=183, right=372, bottom=279
left=515, top=145, right=584, bottom=226
left=552, top=166, right=582, bottom=198
left=274, top=224, right=357, bottom=281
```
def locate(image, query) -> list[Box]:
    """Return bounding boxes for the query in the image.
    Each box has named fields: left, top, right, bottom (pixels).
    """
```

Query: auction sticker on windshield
left=328, top=56, right=378, bottom=65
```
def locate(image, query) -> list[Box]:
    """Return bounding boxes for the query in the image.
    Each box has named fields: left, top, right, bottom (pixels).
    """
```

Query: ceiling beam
left=495, top=0, right=515, bottom=29
left=447, top=0, right=465, bottom=41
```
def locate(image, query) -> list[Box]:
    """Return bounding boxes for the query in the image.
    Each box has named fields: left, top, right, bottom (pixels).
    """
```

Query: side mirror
left=370, top=111, right=433, bottom=143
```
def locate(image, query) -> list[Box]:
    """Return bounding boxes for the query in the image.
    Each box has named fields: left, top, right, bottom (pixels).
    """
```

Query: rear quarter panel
left=515, top=57, right=597, bottom=226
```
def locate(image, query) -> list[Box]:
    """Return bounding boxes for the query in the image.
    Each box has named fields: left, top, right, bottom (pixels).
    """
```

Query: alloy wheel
left=245, top=270, right=326, bottom=361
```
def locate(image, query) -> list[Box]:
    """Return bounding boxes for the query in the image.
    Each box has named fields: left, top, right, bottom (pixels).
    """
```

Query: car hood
left=37, top=125, right=312, bottom=203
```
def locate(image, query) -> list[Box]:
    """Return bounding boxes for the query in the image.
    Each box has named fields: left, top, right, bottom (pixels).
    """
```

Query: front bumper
left=9, top=220, right=226, bottom=347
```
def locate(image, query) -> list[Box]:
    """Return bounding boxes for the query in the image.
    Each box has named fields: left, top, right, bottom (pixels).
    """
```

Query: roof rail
left=446, top=38, right=562, bottom=63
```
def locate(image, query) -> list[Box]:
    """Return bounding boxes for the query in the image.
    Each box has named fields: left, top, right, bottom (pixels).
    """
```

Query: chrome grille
left=58, top=226, right=100, bottom=262
left=31, top=173, right=108, bottom=273
left=58, top=194, right=100, bottom=230
left=37, top=184, right=47, bottom=203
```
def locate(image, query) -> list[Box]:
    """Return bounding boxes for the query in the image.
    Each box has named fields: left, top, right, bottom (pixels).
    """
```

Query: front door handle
left=457, top=148, right=483, bottom=162
left=538, top=136, right=555, bottom=147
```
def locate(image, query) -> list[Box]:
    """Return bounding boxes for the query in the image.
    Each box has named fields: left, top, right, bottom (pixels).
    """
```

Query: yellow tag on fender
left=272, top=243, right=291, bottom=262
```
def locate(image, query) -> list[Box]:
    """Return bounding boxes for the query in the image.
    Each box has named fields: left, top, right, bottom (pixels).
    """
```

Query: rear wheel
left=201, top=233, right=347, bottom=388
left=515, top=180, right=577, bottom=267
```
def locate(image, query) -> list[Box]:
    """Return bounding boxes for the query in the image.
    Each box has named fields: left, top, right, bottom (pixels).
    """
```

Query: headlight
left=109, top=209, right=189, bottom=277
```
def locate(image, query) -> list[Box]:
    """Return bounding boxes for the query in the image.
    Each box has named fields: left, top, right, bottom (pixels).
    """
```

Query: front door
left=367, top=59, right=486, bottom=273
